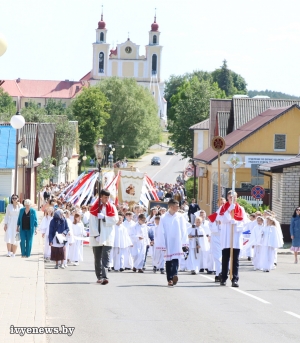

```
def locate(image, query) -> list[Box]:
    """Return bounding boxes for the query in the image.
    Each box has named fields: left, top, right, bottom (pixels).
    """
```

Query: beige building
left=81, top=13, right=167, bottom=122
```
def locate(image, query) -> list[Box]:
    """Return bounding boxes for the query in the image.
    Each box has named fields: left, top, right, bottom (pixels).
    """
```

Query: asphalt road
left=137, top=149, right=188, bottom=184
left=45, top=249, right=300, bottom=343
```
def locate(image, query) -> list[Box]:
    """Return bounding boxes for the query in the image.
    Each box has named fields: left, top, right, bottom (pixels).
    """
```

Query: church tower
left=146, top=14, right=163, bottom=82
left=92, top=9, right=110, bottom=79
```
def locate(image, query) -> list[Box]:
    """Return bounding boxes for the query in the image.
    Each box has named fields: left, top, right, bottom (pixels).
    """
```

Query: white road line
left=284, top=311, right=300, bottom=320
left=200, top=275, right=215, bottom=281
left=231, top=288, right=271, bottom=304
left=151, top=155, right=176, bottom=179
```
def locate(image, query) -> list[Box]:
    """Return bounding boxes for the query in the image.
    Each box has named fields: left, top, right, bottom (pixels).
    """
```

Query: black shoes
left=120, top=268, right=124, bottom=272
left=160, top=269, right=165, bottom=274
left=200, top=269, right=204, bottom=272
left=247, top=257, right=252, bottom=261
left=231, top=281, right=239, bottom=287
left=153, top=267, right=157, bottom=273
left=220, top=281, right=226, bottom=286
left=215, top=275, right=220, bottom=283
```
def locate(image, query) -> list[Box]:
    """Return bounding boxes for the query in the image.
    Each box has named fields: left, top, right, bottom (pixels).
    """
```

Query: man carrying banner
left=217, top=190, right=247, bottom=287
left=89, top=189, right=119, bottom=285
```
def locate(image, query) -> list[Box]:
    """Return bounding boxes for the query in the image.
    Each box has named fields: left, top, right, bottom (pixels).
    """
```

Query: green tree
left=247, top=89, right=300, bottom=99
left=0, top=88, right=16, bottom=119
left=212, top=60, right=247, bottom=96
left=98, top=77, right=160, bottom=159
left=45, top=99, right=67, bottom=115
left=71, top=87, right=110, bottom=157
left=168, top=77, right=225, bottom=158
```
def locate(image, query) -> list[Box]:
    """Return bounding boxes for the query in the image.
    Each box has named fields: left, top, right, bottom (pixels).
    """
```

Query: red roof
left=194, top=106, right=297, bottom=164
left=1, top=79, right=85, bottom=99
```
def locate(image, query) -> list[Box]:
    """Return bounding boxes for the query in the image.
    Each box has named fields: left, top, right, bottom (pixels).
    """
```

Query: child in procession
left=186, top=216, right=209, bottom=274
left=69, top=213, right=86, bottom=266
left=112, top=214, right=133, bottom=271
left=39, top=207, right=54, bottom=262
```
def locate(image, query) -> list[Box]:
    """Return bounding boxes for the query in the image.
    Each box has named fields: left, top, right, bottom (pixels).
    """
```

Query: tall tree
left=212, top=60, right=247, bottom=96
left=168, top=77, right=225, bottom=158
left=0, top=88, right=16, bottom=119
left=71, top=87, right=110, bottom=157
left=98, top=77, right=160, bottom=159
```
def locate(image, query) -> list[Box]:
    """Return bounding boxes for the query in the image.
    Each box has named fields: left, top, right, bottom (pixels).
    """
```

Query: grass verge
left=0, top=213, right=4, bottom=223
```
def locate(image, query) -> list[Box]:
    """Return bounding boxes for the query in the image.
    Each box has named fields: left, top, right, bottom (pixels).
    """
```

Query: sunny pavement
left=0, top=209, right=46, bottom=343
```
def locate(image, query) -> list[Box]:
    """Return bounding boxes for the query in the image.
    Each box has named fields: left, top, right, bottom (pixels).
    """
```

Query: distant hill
left=248, top=90, right=300, bottom=100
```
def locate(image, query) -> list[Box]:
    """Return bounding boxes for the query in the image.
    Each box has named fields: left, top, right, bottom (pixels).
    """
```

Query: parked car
left=151, top=156, right=161, bottom=165
left=166, top=148, right=175, bottom=155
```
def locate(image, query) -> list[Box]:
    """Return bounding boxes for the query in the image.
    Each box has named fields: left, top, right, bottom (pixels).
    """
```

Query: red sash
left=218, top=202, right=244, bottom=221
left=208, top=212, right=218, bottom=223
left=90, top=200, right=116, bottom=217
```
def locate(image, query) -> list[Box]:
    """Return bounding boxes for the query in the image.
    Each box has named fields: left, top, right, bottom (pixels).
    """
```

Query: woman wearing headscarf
left=16, top=199, right=38, bottom=258
left=49, top=209, right=69, bottom=269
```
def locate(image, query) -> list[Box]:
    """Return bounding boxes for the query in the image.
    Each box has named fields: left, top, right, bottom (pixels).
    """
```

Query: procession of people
left=2, top=176, right=294, bottom=289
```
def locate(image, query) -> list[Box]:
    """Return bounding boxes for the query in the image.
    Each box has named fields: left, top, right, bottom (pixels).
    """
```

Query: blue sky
left=0, top=0, right=300, bottom=95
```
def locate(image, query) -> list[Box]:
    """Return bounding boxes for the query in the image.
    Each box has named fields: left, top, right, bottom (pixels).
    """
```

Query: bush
left=185, top=177, right=198, bottom=202
left=237, top=198, right=269, bottom=214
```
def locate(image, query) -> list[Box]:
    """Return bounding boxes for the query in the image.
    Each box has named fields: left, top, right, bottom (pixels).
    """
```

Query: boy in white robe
left=152, top=216, right=165, bottom=274
left=63, top=210, right=74, bottom=267
left=199, top=210, right=213, bottom=273
left=123, top=211, right=135, bottom=270
left=156, top=199, right=189, bottom=287
left=130, top=214, right=149, bottom=273
left=241, top=213, right=255, bottom=260
left=186, top=217, right=209, bottom=274
left=112, top=214, right=133, bottom=271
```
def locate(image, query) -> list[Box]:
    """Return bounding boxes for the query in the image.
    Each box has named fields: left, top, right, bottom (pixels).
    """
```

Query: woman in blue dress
left=290, top=207, right=300, bottom=263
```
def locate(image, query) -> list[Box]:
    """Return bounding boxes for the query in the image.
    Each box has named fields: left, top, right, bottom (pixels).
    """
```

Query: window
left=152, top=54, right=157, bottom=75
left=25, top=102, right=28, bottom=108
left=153, top=35, right=157, bottom=44
left=276, top=174, right=281, bottom=200
left=99, top=52, right=104, bottom=73
left=37, top=103, right=41, bottom=108
left=274, top=134, right=286, bottom=151
left=100, top=32, right=104, bottom=42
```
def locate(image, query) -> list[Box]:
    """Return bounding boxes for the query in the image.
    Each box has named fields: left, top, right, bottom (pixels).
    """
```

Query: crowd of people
left=2, top=180, right=300, bottom=288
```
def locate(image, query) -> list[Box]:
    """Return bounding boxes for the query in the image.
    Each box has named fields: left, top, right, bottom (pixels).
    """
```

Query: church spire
left=98, top=4, right=106, bottom=29
left=151, top=8, right=159, bottom=32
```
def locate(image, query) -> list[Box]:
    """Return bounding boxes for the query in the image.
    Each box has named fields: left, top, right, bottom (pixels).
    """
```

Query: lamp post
left=10, top=111, right=26, bottom=194
left=22, top=158, right=28, bottom=201
left=108, top=151, right=114, bottom=169
left=36, top=157, right=43, bottom=209
left=62, top=156, right=68, bottom=183
left=82, top=151, right=87, bottom=172
left=94, top=139, right=106, bottom=235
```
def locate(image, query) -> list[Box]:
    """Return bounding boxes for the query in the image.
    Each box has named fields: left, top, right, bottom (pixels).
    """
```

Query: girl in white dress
left=3, top=194, right=23, bottom=257
left=63, top=210, right=74, bottom=267
left=69, top=213, right=86, bottom=266
left=39, top=207, right=54, bottom=261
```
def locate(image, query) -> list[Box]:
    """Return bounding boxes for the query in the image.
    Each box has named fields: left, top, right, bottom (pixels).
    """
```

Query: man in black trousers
left=188, top=198, right=200, bottom=224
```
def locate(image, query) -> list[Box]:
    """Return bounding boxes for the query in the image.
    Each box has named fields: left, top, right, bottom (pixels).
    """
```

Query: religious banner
left=119, top=170, right=144, bottom=203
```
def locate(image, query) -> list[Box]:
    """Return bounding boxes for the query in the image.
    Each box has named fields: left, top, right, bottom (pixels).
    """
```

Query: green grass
left=0, top=213, right=4, bottom=223
left=160, top=131, right=171, bottom=145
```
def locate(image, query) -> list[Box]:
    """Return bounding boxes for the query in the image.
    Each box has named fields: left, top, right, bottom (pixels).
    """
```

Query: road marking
left=200, top=275, right=215, bottom=281
left=151, top=155, right=176, bottom=179
left=284, top=311, right=300, bottom=320
left=231, top=288, right=271, bottom=304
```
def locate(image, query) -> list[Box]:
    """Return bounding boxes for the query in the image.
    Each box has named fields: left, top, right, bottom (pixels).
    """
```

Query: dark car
left=151, top=156, right=161, bottom=165
left=166, top=148, right=175, bottom=155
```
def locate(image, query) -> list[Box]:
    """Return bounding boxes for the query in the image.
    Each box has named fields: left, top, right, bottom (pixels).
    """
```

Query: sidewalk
left=0, top=210, right=46, bottom=343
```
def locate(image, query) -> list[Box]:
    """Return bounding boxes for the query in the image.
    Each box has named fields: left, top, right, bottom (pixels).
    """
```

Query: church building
left=1, top=12, right=167, bottom=122
left=81, top=12, right=167, bottom=122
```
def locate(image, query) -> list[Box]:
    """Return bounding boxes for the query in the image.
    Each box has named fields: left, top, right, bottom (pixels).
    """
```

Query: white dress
left=112, top=223, right=133, bottom=270
left=186, top=226, right=209, bottom=273
left=69, top=222, right=85, bottom=262
left=39, top=215, right=52, bottom=258
left=4, top=204, right=23, bottom=245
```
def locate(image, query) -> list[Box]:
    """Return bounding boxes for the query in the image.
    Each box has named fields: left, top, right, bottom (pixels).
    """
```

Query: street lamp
left=94, top=139, right=106, bottom=235
left=0, top=34, right=7, bottom=57
left=10, top=111, right=26, bottom=194
left=82, top=151, right=87, bottom=172
left=22, top=158, right=28, bottom=201
left=62, top=156, right=68, bottom=183
left=36, top=157, right=43, bottom=164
